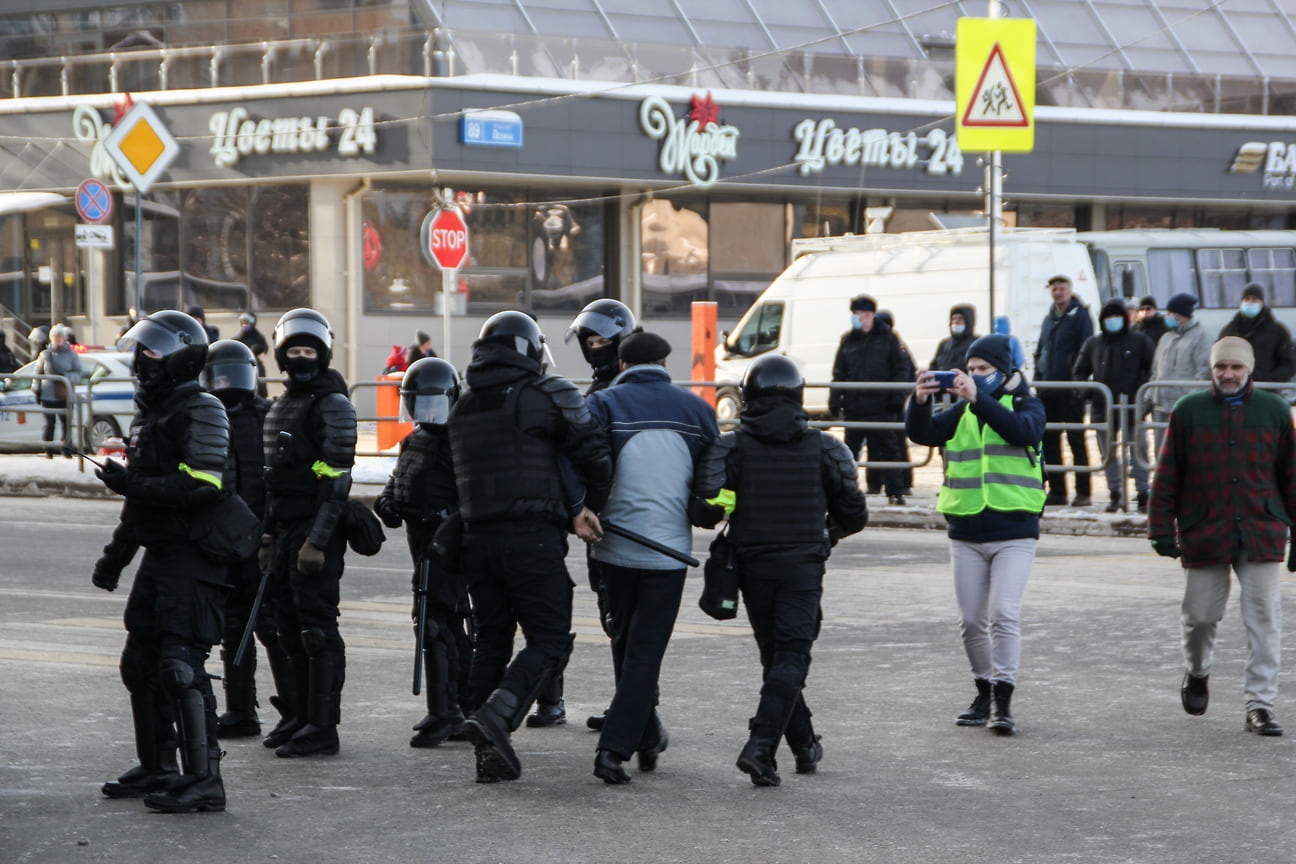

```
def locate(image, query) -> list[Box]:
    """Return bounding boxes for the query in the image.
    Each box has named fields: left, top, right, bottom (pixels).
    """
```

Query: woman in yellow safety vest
left=905, top=335, right=1046, bottom=736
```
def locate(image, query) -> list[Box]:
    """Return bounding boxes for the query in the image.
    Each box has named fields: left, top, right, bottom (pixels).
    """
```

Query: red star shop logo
left=688, top=92, right=719, bottom=128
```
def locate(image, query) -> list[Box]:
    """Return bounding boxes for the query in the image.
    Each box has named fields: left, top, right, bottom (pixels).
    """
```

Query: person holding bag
left=906, top=334, right=1046, bottom=736
left=692, top=354, right=866, bottom=786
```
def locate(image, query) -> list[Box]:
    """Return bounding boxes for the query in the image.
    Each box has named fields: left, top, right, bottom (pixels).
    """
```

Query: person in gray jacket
left=1150, top=293, right=1212, bottom=452
left=35, top=324, right=82, bottom=457
left=582, top=330, right=718, bottom=783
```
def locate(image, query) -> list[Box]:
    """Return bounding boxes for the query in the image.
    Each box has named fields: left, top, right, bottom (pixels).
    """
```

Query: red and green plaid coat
left=1149, top=384, right=1296, bottom=568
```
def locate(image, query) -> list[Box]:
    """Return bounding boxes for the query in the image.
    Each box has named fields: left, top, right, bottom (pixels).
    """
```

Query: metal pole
left=441, top=267, right=454, bottom=362
left=987, top=0, right=1002, bottom=331
left=134, top=195, right=143, bottom=313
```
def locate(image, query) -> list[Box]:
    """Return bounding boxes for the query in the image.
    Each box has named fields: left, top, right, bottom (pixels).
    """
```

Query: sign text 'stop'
left=421, top=208, right=469, bottom=270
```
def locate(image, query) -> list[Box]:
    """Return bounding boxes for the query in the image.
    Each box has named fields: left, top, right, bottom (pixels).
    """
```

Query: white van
left=713, top=227, right=1100, bottom=418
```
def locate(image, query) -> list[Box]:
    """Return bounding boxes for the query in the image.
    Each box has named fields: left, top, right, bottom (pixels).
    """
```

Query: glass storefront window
left=710, top=201, right=786, bottom=312
left=641, top=198, right=709, bottom=316
left=250, top=185, right=310, bottom=310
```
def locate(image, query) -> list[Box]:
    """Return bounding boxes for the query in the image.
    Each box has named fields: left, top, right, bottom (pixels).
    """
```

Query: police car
left=0, top=351, right=137, bottom=452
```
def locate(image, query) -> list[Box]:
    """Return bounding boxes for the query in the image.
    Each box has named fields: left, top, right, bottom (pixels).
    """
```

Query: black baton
left=234, top=567, right=271, bottom=668
left=600, top=521, right=700, bottom=567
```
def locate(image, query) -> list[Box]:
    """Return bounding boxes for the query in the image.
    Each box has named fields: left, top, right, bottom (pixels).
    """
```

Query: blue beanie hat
left=966, top=334, right=1014, bottom=376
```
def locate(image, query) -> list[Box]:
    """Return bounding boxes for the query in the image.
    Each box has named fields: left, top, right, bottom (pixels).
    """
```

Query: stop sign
left=420, top=207, right=470, bottom=270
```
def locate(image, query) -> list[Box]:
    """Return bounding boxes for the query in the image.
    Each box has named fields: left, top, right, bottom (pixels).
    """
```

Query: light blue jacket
left=586, top=365, right=718, bottom=569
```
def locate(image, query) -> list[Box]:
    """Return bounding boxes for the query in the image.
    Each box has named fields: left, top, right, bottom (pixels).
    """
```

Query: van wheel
left=85, top=416, right=121, bottom=453
left=716, top=387, right=742, bottom=424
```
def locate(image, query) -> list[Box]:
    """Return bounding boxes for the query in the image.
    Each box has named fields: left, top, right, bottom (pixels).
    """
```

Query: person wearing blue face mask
left=1219, top=283, right=1295, bottom=385
left=1073, top=299, right=1157, bottom=513
left=1151, top=293, right=1212, bottom=457
left=906, top=335, right=1046, bottom=736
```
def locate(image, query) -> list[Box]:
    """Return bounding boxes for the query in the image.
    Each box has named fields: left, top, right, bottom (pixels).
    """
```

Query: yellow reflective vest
left=936, top=394, right=1046, bottom=516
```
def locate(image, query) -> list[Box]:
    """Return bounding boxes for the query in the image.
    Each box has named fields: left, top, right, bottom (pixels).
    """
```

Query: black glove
left=1287, top=538, right=1296, bottom=573
left=91, top=555, right=121, bottom=592
left=186, top=484, right=221, bottom=508
left=257, top=534, right=276, bottom=572
left=297, top=539, right=326, bottom=573
left=96, top=459, right=133, bottom=495
left=1150, top=536, right=1181, bottom=559
left=374, top=495, right=402, bottom=529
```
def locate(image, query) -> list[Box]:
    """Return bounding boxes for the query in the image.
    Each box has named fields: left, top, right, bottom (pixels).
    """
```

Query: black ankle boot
left=593, top=749, right=631, bottom=784
left=956, top=678, right=992, bottom=726
left=791, top=734, right=823, bottom=775
left=275, top=723, right=339, bottom=758
left=736, top=728, right=781, bottom=787
left=988, top=681, right=1015, bottom=735
left=410, top=709, right=465, bottom=748
left=464, top=690, right=522, bottom=780
left=144, top=748, right=225, bottom=813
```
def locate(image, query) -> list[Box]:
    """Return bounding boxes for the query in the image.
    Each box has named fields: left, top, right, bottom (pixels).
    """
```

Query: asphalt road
left=2, top=498, right=1295, bottom=864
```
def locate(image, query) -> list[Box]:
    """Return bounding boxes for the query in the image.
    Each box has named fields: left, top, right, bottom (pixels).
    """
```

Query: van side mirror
left=1120, top=270, right=1135, bottom=299
left=719, top=330, right=731, bottom=351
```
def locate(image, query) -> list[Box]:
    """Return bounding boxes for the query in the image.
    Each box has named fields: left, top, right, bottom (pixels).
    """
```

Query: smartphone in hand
left=929, top=370, right=957, bottom=392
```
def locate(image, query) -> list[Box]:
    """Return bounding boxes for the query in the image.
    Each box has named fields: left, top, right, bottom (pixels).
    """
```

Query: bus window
left=1088, top=248, right=1111, bottom=300
left=1111, top=261, right=1145, bottom=300
left=1246, top=248, right=1296, bottom=306
left=1147, top=249, right=1196, bottom=306
left=727, top=301, right=784, bottom=357
left=1197, top=248, right=1248, bottom=308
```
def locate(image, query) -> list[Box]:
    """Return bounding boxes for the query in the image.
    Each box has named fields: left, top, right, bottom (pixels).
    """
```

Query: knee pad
left=159, top=656, right=195, bottom=699
left=300, top=626, right=328, bottom=657
left=119, top=637, right=152, bottom=694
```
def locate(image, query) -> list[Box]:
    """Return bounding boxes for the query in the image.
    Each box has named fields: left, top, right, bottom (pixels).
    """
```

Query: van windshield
left=727, top=301, right=784, bottom=357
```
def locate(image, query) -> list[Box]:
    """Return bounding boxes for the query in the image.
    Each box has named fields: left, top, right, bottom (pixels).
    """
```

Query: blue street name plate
left=460, top=111, right=524, bottom=149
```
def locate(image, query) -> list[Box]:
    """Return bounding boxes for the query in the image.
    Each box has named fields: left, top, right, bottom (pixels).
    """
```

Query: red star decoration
left=112, top=93, right=135, bottom=126
left=688, top=92, right=719, bottom=128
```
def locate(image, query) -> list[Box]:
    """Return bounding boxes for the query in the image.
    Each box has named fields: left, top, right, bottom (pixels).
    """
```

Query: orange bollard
left=375, top=373, right=411, bottom=451
left=691, top=301, right=718, bottom=407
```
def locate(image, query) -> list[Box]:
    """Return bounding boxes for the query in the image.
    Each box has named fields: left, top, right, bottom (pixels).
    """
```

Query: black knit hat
left=965, top=334, right=1014, bottom=376
left=1166, top=293, right=1197, bottom=318
left=1242, top=283, right=1266, bottom=302
left=849, top=294, right=877, bottom=313
left=618, top=329, right=671, bottom=364
left=1138, top=296, right=1157, bottom=310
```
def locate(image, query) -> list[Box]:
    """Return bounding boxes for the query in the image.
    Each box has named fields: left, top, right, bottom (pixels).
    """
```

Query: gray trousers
left=1099, top=408, right=1149, bottom=500
left=950, top=538, right=1036, bottom=686
left=1182, top=553, right=1282, bottom=710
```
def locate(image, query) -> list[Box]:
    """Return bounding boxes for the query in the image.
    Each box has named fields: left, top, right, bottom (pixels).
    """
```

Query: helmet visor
left=564, top=309, right=625, bottom=345
left=202, top=359, right=257, bottom=394
left=400, top=393, right=452, bottom=424
left=117, top=318, right=204, bottom=355
left=274, top=315, right=332, bottom=351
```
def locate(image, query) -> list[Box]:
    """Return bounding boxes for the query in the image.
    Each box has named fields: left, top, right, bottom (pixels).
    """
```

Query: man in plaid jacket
left=1149, top=336, right=1296, bottom=736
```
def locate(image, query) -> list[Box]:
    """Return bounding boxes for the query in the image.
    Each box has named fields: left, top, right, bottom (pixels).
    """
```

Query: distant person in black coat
left=1033, top=275, right=1094, bottom=507
left=929, top=304, right=979, bottom=373
left=1219, top=283, right=1296, bottom=385
left=830, top=294, right=910, bottom=504
left=0, top=332, right=17, bottom=374
left=1072, top=299, right=1156, bottom=513
left=1132, top=296, right=1169, bottom=349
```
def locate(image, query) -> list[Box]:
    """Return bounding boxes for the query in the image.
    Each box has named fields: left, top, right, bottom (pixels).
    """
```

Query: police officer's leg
left=465, top=524, right=572, bottom=781
left=736, top=562, right=783, bottom=785
left=463, top=536, right=516, bottom=711
left=411, top=598, right=467, bottom=748
left=254, top=604, right=297, bottom=743
left=103, top=555, right=179, bottom=798
left=265, top=523, right=307, bottom=749
left=143, top=549, right=228, bottom=813
left=783, top=601, right=825, bottom=774
left=218, top=558, right=261, bottom=738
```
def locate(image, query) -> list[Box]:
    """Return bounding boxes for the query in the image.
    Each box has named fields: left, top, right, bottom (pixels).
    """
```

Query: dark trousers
left=123, top=541, right=228, bottom=753
left=1039, top=390, right=1090, bottom=497
left=596, top=562, right=685, bottom=759
left=464, top=522, right=573, bottom=729
left=406, top=520, right=472, bottom=707
left=41, top=399, right=67, bottom=452
left=845, top=417, right=901, bottom=495
left=739, top=555, right=824, bottom=745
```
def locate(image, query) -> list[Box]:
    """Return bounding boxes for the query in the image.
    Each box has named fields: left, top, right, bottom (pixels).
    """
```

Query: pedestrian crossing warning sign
left=956, top=18, right=1036, bottom=153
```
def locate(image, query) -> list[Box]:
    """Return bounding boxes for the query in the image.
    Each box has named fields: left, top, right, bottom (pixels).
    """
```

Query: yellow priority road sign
left=102, top=101, right=180, bottom=194
left=956, top=17, right=1036, bottom=153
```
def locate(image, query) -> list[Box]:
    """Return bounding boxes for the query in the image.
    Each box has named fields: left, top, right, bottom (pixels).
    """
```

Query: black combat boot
left=988, top=681, right=1016, bottom=736
left=736, top=723, right=782, bottom=787
left=144, top=748, right=225, bottom=813
left=464, top=689, right=522, bottom=781
left=790, top=735, right=823, bottom=775
left=956, top=678, right=992, bottom=727
left=594, top=749, right=631, bottom=784
left=411, top=645, right=465, bottom=748
left=102, top=694, right=180, bottom=799
left=217, top=648, right=261, bottom=739
left=276, top=652, right=341, bottom=758
left=264, top=651, right=309, bottom=749
left=526, top=674, right=566, bottom=727
left=636, top=711, right=669, bottom=772
left=783, top=701, right=821, bottom=774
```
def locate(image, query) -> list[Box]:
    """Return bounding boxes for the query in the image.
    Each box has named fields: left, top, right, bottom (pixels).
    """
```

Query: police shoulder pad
left=535, top=374, right=584, bottom=409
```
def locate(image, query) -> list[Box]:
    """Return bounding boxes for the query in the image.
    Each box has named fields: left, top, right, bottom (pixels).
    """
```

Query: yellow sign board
left=102, top=101, right=180, bottom=193
left=956, top=18, right=1036, bottom=153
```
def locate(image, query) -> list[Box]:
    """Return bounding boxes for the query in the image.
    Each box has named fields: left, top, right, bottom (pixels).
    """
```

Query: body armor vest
left=448, top=383, right=565, bottom=526
left=729, top=430, right=827, bottom=546
left=228, top=397, right=268, bottom=519
left=392, top=426, right=458, bottom=521
left=263, top=391, right=322, bottom=500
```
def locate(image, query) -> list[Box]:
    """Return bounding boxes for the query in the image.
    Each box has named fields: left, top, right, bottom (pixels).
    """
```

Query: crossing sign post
left=956, top=18, right=1036, bottom=153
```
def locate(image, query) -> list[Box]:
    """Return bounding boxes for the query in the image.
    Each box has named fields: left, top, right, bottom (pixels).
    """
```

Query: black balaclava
left=134, top=347, right=170, bottom=394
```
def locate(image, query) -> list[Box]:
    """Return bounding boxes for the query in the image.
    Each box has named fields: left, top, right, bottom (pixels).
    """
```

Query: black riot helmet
left=118, top=310, right=210, bottom=392
left=272, top=308, right=333, bottom=375
left=741, top=354, right=804, bottom=405
left=202, top=339, right=258, bottom=400
left=563, top=299, right=636, bottom=370
left=400, top=357, right=460, bottom=426
left=477, top=311, right=546, bottom=367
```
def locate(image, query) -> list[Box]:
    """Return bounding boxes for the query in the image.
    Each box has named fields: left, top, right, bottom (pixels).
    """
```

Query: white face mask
left=1240, top=301, right=1263, bottom=318
left=950, top=323, right=966, bottom=336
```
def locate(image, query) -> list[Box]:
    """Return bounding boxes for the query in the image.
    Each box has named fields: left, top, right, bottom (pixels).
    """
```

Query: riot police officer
left=92, top=310, right=231, bottom=813
left=201, top=340, right=293, bottom=740
left=259, top=309, right=357, bottom=758
left=448, top=311, right=612, bottom=782
left=538, top=298, right=635, bottom=730
left=692, top=354, right=867, bottom=787
left=374, top=357, right=473, bottom=748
